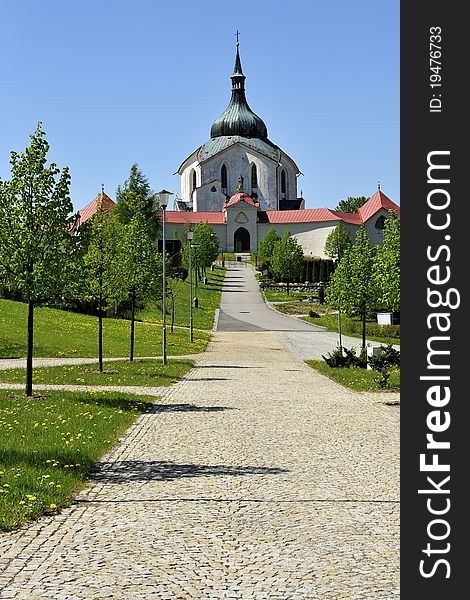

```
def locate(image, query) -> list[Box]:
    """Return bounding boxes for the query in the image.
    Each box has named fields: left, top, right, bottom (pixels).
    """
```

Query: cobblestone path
left=0, top=330, right=399, bottom=599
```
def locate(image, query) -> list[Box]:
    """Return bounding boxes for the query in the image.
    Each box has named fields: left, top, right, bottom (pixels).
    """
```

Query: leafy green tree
left=80, top=208, right=126, bottom=372
left=115, top=164, right=160, bottom=238
left=335, top=196, right=369, bottom=213
left=0, top=123, right=73, bottom=395
left=182, top=222, right=219, bottom=282
left=257, top=228, right=279, bottom=265
left=324, top=224, right=352, bottom=263
left=373, top=211, right=400, bottom=312
left=115, top=171, right=163, bottom=361
left=327, top=226, right=377, bottom=348
left=270, top=230, right=304, bottom=293
left=122, top=210, right=163, bottom=361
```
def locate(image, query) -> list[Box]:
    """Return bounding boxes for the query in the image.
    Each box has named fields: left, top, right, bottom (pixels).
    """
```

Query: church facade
left=163, top=42, right=399, bottom=258
left=175, top=39, right=302, bottom=214
left=77, top=41, right=399, bottom=259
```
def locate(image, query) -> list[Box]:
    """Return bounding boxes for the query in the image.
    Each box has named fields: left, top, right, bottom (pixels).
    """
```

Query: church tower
left=176, top=36, right=303, bottom=212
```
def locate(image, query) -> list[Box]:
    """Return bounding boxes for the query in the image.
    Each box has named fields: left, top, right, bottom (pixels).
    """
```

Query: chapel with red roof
left=164, top=39, right=399, bottom=256
left=78, top=39, right=399, bottom=257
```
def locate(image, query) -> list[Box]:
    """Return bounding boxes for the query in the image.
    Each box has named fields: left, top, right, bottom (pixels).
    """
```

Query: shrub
left=368, top=344, right=400, bottom=388
left=322, top=346, right=367, bottom=369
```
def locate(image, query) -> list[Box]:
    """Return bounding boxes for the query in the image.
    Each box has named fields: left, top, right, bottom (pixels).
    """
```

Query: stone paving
left=0, top=328, right=399, bottom=599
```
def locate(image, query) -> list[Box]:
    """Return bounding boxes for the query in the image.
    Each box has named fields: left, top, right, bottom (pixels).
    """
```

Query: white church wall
left=194, top=182, right=227, bottom=212
left=363, top=208, right=390, bottom=247
left=258, top=221, right=348, bottom=259
left=180, top=142, right=299, bottom=213
left=225, top=205, right=258, bottom=252
left=180, top=158, right=200, bottom=206
left=278, top=153, right=299, bottom=204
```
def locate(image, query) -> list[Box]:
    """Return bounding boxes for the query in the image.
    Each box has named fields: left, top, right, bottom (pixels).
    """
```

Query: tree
left=80, top=208, right=126, bottom=372
left=324, top=224, right=352, bottom=263
left=182, top=222, right=219, bottom=281
left=115, top=169, right=163, bottom=361
left=373, top=211, right=400, bottom=312
left=257, top=228, right=279, bottom=265
left=326, top=226, right=377, bottom=348
left=335, top=196, right=369, bottom=213
left=122, top=211, right=163, bottom=361
left=270, top=230, right=304, bottom=293
left=0, top=123, right=73, bottom=395
left=114, top=164, right=160, bottom=238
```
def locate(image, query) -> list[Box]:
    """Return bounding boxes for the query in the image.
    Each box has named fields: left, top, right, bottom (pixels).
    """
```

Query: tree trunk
left=130, top=287, right=136, bottom=362
left=98, top=298, right=103, bottom=373
left=171, top=293, right=175, bottom=333
left=26, top=299, right=34, bottom=396
left=287, top=281, right=290, bottom=295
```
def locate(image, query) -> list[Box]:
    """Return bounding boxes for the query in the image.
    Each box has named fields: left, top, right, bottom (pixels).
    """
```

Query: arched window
left=375, top=215, right=386, bottom=230
left=221, top=164, right=228, bottom=191
left=189, top=169, right=196, bottom=196
left=251, top=164, right=258, bottom=189
left=281, top=170, right=287, bottom=198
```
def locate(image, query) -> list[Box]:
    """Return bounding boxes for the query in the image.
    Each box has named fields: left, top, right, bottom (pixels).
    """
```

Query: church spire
left=231, top=31, right=245, bottom=89
left=210, top=34, right=268, bottom=140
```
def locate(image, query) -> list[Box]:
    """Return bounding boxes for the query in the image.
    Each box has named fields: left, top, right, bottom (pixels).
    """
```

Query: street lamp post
left=158, top=189, right=173, bottom=365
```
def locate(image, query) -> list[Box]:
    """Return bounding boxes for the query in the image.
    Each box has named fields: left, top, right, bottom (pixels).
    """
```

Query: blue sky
left=0, top=0, right=399, bottom=211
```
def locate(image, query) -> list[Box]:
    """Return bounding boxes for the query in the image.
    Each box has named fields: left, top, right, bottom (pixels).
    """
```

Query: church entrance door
left=234, top=227, right=250, bottom=252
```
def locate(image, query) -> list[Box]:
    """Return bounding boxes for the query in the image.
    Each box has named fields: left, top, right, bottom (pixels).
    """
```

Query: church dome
left=210, top=43, right=268, bottom=140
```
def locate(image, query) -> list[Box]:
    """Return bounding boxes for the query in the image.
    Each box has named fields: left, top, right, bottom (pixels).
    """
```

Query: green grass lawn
left=306, top=359, right=400, bottom=392
left=0, top=359, right=193, bottom=387
left=0, top=389, right=153, bottom=531
left=301, top=313, right=400, bottom=346
left=136, top=266, right=225, bottom=331
left=270, top=303, right=310, bottom=315
left=0, top=298, right=210, bottom=359
left=262, top=289, right=317, bottom=303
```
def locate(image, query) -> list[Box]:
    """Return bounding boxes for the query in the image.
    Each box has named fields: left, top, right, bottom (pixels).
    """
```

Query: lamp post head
left=158, top=189, right=173, bottom=209
left=187, top=230, right=193, bottom=241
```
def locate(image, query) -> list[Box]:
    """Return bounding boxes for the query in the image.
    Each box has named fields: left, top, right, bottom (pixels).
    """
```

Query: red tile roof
left=358, top=190, right=400, bottom=222
left=164, top=211, right=225, bottom=224
left=261, top=208, right=361, bottom=224
left=78, top=192, right=115, bottom=224
left=224, top=192, right=260, bottom=208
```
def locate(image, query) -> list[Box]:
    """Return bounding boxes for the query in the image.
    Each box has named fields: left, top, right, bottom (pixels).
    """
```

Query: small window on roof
left=211, top=186, right=217, bottom=192
left=375, top=215, right=386, bottom=230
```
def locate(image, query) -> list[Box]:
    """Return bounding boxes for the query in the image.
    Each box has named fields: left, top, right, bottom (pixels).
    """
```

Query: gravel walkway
left=0, top=264, right=399, bottom=598
left=0, top=354, right=203, bottom=371
left=0, top=344, right=399, bottom=598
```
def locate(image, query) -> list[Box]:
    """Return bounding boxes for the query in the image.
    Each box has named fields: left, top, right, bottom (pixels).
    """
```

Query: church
left=78, top=39, right=399, bottom=258
left=164, top=39, right=399, bottom=257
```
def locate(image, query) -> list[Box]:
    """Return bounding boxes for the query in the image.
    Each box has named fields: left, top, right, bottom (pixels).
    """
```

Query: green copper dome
left=210, top=45, right=268, bottom=140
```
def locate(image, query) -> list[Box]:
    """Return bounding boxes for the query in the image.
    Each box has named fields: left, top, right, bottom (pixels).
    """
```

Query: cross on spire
left=377, top=180, right=381, bottom=191
left=236, top=30, right=239, bottom=48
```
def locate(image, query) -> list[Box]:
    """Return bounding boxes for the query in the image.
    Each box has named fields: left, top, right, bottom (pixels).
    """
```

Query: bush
left=322, top=346, right=367, bottom=369
left=368, top=344, right=400, bottom=388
